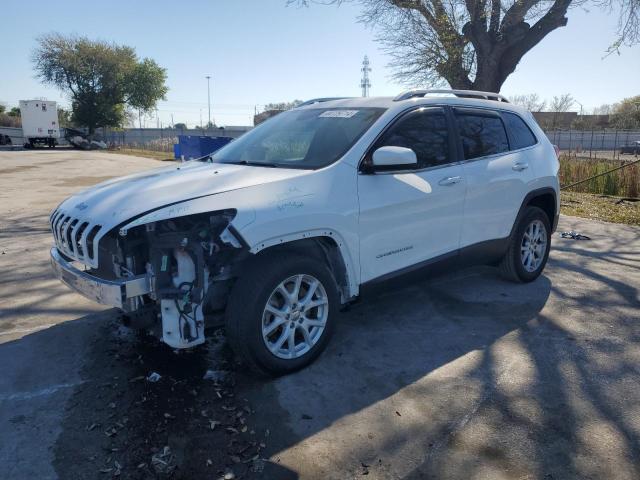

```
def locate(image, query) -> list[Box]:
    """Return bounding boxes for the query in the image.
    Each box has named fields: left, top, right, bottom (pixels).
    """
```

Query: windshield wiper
left=222, top=160, right=279, bottom=168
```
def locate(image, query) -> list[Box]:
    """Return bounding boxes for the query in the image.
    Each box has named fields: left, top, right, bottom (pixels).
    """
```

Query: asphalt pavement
left=1, top=150, right=639, bottom=479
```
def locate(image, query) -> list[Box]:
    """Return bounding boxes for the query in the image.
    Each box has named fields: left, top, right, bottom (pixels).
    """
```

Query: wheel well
left=526, top=192, right=556, bottom=226
left=252, top=237, right=351, bottom=302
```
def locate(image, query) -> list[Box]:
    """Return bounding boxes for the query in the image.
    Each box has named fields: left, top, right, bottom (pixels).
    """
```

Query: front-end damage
left=51, top=209, right=249, bottom=349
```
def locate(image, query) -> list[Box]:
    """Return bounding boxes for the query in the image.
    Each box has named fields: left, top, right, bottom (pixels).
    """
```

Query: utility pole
left=360, top=56, right=371, bottom=97
left=205, top=75, right=212, bottom=129
left=199, top=109, right=203, bottom=129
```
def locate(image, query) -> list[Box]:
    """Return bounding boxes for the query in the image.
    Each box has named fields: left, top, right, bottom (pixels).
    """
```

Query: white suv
left=50, top=89, right=559, bottom=375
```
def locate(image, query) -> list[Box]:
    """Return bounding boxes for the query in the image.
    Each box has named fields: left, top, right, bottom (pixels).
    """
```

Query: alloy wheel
left=520, top=219, right=548, bottom=272
left=261, top=274, right=329, bottom=359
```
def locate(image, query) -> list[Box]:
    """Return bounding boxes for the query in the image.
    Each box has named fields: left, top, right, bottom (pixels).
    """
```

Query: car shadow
left=2, top=265, right=548, bottom=480
left=238, top=266, right=553, bottom=478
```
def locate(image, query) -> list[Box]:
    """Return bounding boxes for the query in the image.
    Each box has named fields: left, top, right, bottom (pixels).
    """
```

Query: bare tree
left=292, top=0, right=640, bottom=92
left=263, top=100, right=304, bottom=111
left=592, top=104, right=613, bottom=115
left=549, top=93, right=575, bottom=112
left=509, top=93, right=546, bottom=111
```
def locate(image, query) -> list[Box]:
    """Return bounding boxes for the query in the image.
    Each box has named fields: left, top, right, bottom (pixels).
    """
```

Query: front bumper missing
left=50, top=247, right=152, bottom=311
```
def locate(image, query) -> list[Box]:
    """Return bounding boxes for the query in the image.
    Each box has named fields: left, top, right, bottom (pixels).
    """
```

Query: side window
left=502, top=112, right=537, bottom=149
left=455, top=111, right=509, bottom=160
left=375, top=108, right=450, bottom=169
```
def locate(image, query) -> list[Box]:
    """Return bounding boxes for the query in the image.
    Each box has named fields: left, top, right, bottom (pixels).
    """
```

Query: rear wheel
left=225, top=253, right=339, bottom=376
left=499, top=206, right=551, bottom=283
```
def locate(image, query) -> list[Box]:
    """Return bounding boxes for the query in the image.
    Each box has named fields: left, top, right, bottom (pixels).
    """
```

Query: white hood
left=55, top=160, right=308, bottom=229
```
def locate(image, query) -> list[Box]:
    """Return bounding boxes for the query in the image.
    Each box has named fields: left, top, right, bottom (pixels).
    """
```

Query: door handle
left=438, top=176, right=462, bottom=186
left=512, top=162, right=529, bottom=171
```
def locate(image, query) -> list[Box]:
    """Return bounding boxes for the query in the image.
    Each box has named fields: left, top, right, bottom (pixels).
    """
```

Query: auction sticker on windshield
left=319, top=110, right=359, bottom=118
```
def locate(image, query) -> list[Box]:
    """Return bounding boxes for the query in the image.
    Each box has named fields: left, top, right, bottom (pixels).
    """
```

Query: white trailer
left=19, top=100, right=60, bottom=148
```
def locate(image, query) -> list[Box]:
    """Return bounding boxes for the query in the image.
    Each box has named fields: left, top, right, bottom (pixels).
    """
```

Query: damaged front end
left=50, top=209, right=248, bottom=349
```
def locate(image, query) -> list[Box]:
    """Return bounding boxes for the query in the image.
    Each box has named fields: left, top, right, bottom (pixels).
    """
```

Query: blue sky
left=2, top=0, right=638, bottom=126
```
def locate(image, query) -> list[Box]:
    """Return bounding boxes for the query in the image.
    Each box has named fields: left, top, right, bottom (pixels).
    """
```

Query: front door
left=358, top=107, right=466, bottom=283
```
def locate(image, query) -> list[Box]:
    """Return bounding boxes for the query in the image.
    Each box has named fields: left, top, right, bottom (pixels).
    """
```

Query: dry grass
left=561, top=191, right=640, bottom=226
left=559, top=155, right=640, bottom=198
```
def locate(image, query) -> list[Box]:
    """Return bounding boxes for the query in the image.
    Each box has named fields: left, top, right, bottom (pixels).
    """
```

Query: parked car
left=49, top=89, right=560, bottom=375
left=620, top=141, right=640, bottom=155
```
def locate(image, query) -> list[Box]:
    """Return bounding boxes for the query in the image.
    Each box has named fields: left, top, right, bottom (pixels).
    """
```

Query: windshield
left=211, top=107, right=385, bottom=169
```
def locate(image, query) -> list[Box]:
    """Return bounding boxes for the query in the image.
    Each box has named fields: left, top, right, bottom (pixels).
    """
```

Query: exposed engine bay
left=96, top=210, right=246, bottom=348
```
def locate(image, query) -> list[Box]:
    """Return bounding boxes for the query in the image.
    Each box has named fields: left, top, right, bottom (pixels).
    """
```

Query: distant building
left=571, top=114, right=611, bottom=129
left=532, top=112, right=611, bottom=130
left=532, top=112, right=578, bottom=129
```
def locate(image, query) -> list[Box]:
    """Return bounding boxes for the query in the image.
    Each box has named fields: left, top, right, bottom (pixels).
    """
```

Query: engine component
left=161, top=248, right=209, bottom=348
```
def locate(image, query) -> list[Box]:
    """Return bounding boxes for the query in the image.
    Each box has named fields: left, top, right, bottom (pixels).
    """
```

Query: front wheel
left=499, top=206, right=551, bottom=283
left=225, top=253, right=339, bottom=376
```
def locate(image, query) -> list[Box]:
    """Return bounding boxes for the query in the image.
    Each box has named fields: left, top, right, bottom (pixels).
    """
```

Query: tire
left=499, top=206, right=551, bottom=283
left=225, top=252, right=339, bottom=376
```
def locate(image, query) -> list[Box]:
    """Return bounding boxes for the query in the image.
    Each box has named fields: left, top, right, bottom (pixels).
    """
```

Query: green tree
left=294, top=0, right=639, bottom=92
left=32, top=33, right=168, bottom=134
left=610, top=95, right=640, bottom=129
left=56, top=106, right=73, bottom=128
left=0, top=106, right=21, bottom=128
left=173, top=122, right=188, bottom=130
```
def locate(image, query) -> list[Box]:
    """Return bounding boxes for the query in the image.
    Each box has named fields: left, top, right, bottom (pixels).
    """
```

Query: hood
left=55, top=161, right=308, bottom=229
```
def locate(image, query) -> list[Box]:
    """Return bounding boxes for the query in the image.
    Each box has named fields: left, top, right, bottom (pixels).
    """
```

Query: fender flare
left=509, top=187, right=559, bottom=239
left=244, top=228, right=359, bottom=300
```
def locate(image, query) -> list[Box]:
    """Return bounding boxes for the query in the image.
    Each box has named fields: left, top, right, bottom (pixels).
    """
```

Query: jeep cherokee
left=49, top=89, right=560, bottom=375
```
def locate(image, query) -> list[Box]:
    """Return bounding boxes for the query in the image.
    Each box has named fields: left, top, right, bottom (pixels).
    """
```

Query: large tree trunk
left=452, top=0, right=572, bottom=93
left=472, top=53, right=503, bottom=91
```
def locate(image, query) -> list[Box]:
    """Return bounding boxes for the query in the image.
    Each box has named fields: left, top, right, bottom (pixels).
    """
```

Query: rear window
left=455, top=112, right=509, bottom=160
left=502, top=112, right=537, bottom=149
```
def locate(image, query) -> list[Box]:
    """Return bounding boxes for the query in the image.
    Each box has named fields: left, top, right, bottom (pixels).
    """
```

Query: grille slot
left=86, top=225, right=102, bottom=262
left=52, top=212, right=66, bottom=245
left=59, top=216, right=71, bottom=248
left=75, top=222, right=89, bottom=257
left=65, top=219, right=79, bottom=254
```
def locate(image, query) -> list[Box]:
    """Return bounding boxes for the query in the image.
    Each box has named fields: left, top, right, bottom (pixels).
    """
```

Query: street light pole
left=205, top=75, right=212, bottom=130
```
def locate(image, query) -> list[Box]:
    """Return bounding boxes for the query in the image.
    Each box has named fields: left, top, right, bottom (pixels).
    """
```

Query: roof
left=297, top=94, right=531, bottom=116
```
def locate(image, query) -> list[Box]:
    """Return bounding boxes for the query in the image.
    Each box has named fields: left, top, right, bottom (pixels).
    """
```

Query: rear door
left=357, top=107, right=466, bottom=283
left=454, top=108, right=537, bottom=248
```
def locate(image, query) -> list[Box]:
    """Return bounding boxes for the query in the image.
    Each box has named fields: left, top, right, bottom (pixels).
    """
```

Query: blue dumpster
left=174, top=136, right=233, bottom=160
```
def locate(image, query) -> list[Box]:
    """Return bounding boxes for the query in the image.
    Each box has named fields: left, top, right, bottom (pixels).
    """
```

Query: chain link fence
left=100, top=127, right=250, bottom=154
left=544, top=129, right=640, bottom=160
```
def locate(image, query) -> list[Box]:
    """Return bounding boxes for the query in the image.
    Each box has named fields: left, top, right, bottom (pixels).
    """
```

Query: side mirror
left=371, top=146, right=417, bottom=169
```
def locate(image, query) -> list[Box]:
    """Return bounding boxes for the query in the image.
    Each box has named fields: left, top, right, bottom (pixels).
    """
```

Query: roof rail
left=297, top=97, right=354, bottom=107
left=394, top=89, right=509, bottom=103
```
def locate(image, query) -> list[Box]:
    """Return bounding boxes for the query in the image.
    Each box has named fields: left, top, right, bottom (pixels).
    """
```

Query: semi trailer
left=20, top=100, right=60, bottom=148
